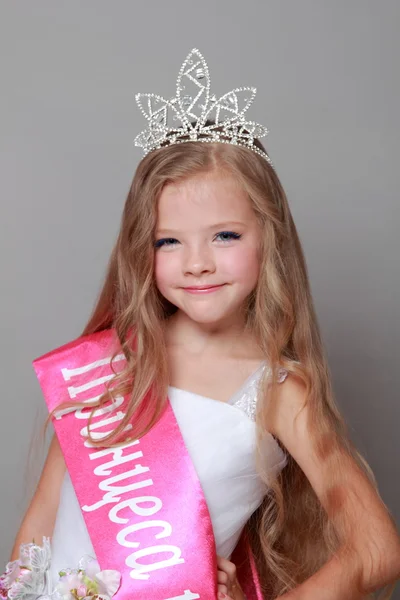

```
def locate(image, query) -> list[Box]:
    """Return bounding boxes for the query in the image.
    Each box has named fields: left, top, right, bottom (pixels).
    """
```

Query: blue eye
left=214, top=231, right=242, bottom=242
left=154, top=231, right=242, bottom=249
left=154, top=237, right=179, bottom=249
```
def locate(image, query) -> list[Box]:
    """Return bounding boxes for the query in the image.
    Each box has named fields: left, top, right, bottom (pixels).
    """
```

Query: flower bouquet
left=0, top=538, right=121, bottom=600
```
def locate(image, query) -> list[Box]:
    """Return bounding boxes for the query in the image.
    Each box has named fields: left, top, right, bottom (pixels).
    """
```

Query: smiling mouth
left=183, top=284, right=225, bottom=293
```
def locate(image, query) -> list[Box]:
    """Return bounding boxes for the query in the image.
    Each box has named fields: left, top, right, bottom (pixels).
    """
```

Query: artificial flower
left=53, top=556, right=120, bottom=600
left=0, top=539, right=120, bottom=600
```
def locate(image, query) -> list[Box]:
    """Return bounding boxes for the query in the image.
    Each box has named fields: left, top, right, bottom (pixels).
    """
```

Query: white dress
left=49, top=362, right=288, bottom=583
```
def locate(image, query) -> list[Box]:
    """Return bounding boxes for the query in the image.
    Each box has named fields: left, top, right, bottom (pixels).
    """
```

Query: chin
left=188, top=314, right=225, bottom=324
left=183, top=305, right=243, bottom=325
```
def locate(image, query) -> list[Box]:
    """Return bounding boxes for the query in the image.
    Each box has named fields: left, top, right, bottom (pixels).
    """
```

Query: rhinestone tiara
left=134, top=48, right=273, bottom=166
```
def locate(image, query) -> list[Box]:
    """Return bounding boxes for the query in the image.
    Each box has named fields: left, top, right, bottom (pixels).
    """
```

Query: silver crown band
left=134, top=48, right=273, bottom=167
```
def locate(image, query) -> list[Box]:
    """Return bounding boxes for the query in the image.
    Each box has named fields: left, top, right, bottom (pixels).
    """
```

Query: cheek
left=220, top=246, right=260, bottom=283
left=154, top=252, right=178, bottom=290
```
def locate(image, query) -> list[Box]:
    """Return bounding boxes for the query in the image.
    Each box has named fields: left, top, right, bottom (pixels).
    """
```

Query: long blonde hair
left=49, top=140, right=397, bottom=598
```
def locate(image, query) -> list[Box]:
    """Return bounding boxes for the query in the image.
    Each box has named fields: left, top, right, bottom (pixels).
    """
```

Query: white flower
left=1, top=538, right=50, bottom=600
left=0, top=539, right=121, bottom=600
left=53, top=557, right=121, bottom=600
left=7, top=571, right=43, bottom=600
left=1, top=560, right=20, bottom=589
left=21, top=539, right=51, bottom=574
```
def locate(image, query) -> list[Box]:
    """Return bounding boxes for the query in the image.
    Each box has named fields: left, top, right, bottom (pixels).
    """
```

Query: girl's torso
left=49, top=361, right=288, bottom=583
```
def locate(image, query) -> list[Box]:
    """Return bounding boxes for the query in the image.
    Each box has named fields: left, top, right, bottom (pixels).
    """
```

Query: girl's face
left=154, top=171, right=262, bottom=325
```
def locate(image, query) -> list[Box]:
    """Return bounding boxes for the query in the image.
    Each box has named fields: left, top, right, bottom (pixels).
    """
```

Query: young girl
left=4, top=48, right=400, bottom=600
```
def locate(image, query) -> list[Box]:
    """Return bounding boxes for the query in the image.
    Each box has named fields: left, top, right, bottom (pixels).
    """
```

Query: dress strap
left=229, top=365, right=288, bottom=421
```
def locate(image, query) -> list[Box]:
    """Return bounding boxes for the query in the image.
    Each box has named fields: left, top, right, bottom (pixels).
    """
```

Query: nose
left=182, top=243, right=216, bottom=277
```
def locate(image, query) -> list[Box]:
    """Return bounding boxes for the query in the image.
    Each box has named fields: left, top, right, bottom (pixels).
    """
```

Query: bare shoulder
left=268, top=372, right=308, bottom=440
left=267, top=372, right=326, bottom=492
left=10, top=434, right=66, bottom=559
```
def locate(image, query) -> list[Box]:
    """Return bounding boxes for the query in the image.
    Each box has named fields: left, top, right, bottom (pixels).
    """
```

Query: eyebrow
left=155, top=221, right=247, bottom=234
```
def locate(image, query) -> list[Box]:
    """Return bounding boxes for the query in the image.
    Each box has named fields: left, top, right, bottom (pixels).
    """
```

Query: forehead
left=156, top=172, right=255, bottom=228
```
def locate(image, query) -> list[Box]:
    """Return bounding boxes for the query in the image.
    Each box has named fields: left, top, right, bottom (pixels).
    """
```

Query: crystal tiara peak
left=134, top=48, right=273, bottom=166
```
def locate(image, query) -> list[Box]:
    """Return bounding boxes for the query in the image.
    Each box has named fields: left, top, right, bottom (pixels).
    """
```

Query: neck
left=164, top=309, right=261, bottom=359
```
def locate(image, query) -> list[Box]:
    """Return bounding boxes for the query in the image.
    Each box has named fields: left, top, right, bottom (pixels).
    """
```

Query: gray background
left=0, top=0, right=399, bottom=593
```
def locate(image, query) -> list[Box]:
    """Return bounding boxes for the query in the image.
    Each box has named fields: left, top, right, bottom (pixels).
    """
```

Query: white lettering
left=135, top=496, right=161, bottom=518
left=68, top=374, right=115, bottom=399
left=93, top=451, right=143, bottom=477
left=62, top=356, right=187, bottom=583
left=61, top=353, right=125, bottom=381
left=80, top=411, right=132, bottom=440
left=88, top=440, right=142, bottom=476
left=75, top=395, right=124, bottom=420
left=127, top=545, right=185, bottom=580
left=88, top=438, right=140, bottom=461
left=54, top=394, right=122, bottom=421
left=54, top=405, right=79, bottom=420
left=82, top=472, right=153, bottom=512
left=115, top=519, right=171, bottom=546
left=94, top=450, right=143, bottom=477
left=164, top=592, right=200, bottom=600
left=54, top=393, right=104, bottom=420
left=114, top=495, right=162, bottom=519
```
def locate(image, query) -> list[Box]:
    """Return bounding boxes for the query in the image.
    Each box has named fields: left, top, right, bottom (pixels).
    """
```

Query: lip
left=183, top=284, right=225, bottom=294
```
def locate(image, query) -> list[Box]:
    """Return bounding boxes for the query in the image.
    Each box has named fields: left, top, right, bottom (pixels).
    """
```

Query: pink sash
left=33, top=328, right=264, bottom=600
